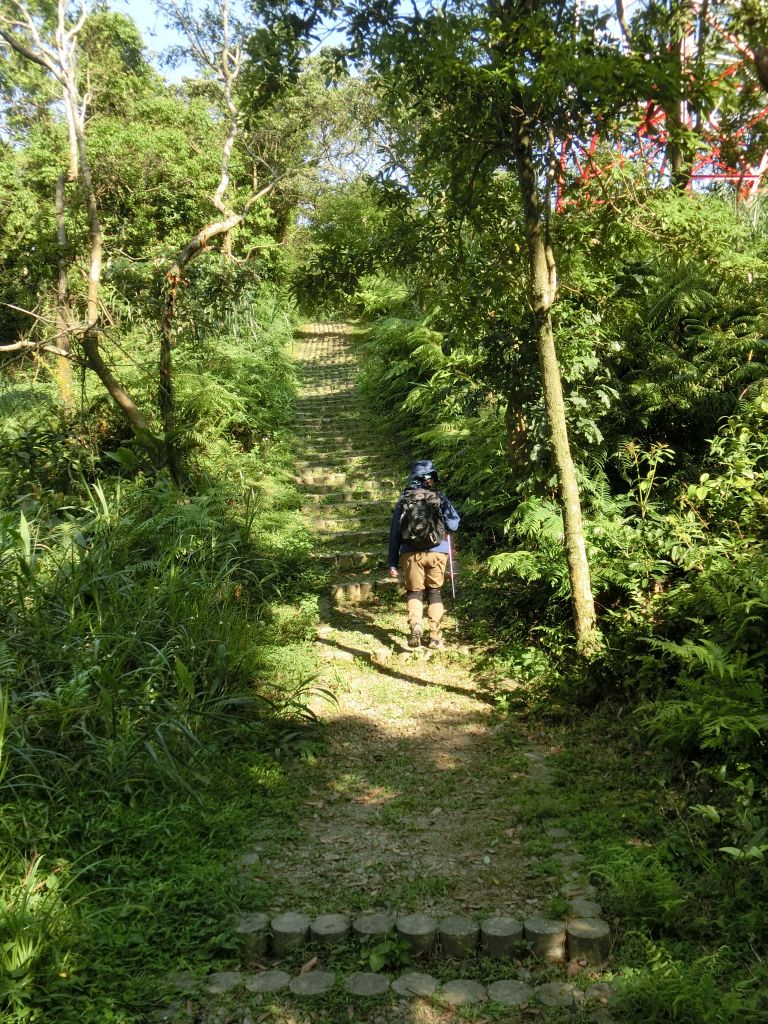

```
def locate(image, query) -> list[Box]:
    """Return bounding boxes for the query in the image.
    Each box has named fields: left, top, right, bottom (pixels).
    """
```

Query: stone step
left=294, top=421, right=370, bottom=432
left=292, top=465, right=394, bottom=477
left=294, top=480, right=397, bottom=494
left=302, top=493, right=394, bottom=506
left=294, top=397, right=365, bottom=405
left=300, top=387, right=358, bottom=398
left=195, top=968, right=614, bottom=1010
left=296, top=470, right=397, bottom=485
left=307, top=530, right=389, bottom=548
left=294, top=396, right=363, bottom=407
left=294, top=478, right=395, bottom=492
left=300, top=369, right=357, bottom=376
left=330, top=577, right=397, bottom=605
left=316, top=550, right=383, bottom=567
left=316, top=528, right=383, bottom=543
left=294, top=417, right=367, bottom=427
left=294, top=400, right=366, bottom=410
left=296, top=361, right=356, bottom=369
left=295, top=454, right=394, bottom=469
left=298, top=374, right=354, bottom=380
left=293, top=411, right=370, bottom=421
left=298, top=436, right=381, bottom=446
left=300, top=458, right=385, bottom=468
left=297, top=366, right=356, bottom=373
left=312, top=516, right=392, bottom=532
left=299, top=373, right=356, bottom=380
left=299, top=442, right=382, bottom=454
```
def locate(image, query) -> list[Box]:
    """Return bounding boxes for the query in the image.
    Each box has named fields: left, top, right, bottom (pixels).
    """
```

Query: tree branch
left=0, top=338, right=71, bottom=357
left=615, top=0, right=633, bottom=46
left=0, top=25, right=56, bottom=73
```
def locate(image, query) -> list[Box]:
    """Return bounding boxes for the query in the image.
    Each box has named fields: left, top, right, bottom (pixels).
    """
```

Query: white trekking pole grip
left=447, top=534, right=456, bottom=599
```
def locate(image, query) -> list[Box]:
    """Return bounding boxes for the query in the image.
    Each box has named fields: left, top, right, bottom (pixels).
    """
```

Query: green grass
left=498, top=709, right=768, bottom=1024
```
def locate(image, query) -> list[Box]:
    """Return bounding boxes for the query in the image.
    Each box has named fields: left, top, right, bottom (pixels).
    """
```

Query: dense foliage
left=341, top=188, right=768, bottom=1024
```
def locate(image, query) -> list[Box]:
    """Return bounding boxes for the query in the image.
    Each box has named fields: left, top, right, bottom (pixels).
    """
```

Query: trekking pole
left=447, top=534, right=456, bottom=599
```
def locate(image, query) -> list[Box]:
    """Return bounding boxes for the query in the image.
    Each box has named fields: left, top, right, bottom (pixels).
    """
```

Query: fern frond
left=488, top=550, right=544, bottom=580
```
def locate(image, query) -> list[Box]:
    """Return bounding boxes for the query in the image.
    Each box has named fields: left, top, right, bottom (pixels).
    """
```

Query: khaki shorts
left=400, top=550, right=448, bottom=591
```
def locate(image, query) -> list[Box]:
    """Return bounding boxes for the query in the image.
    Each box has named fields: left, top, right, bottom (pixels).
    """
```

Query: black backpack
left=400, top=487, right=446, bottom=551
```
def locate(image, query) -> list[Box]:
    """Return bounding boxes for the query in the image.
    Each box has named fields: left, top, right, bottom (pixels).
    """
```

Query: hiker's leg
left=425, top=587, right=443, bottom=639
left=424, top=553, right=448, bottom=641
left=401, top=553, right=426, bottom=641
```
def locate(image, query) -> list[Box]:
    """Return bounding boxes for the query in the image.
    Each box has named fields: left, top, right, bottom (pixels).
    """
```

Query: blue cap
left=409, top=459, right=440, bottom=483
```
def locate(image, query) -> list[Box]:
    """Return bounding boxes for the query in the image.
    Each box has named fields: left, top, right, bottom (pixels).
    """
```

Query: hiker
left=388, top=459, right=460, bottom=649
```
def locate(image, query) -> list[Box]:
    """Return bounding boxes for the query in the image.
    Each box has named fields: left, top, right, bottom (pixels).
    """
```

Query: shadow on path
left=315, top=636, right=496, bottom=706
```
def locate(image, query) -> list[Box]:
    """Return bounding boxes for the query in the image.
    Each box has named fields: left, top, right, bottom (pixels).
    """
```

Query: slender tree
left=341, top=0, right=638, bottom=649
left=0, top=0, right=158, bottom=445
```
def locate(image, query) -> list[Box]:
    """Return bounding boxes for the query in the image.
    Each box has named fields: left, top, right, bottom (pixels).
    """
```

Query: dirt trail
left=252, top=323, right=567, bottom=921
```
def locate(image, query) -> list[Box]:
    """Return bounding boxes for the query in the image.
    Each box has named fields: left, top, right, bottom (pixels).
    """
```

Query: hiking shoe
left=427, top=637, right=444, bottom=650
left=407, top=623, right=423, bottom=648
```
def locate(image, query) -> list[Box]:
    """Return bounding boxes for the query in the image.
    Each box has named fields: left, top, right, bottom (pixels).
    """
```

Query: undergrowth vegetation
left=0, top=283, right=323, bottom=1023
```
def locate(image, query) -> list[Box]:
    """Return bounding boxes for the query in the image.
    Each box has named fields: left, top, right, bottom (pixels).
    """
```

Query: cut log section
left=566, top=918, right=611, bottom=964
left=233, top=912, right=270, bottom=958
left=396, top=913, right=438, bottom=956
left=439, top=915, right=480, bottom=957
left=244, top=970, right=290, bottom=993
left=288, top=971, right=336, bottom=997
left=487, top=979, right=535, bottom=1005
left=270, top=911, right=310, bottom=956
left=566, top=897, right=603, bottom=919
left=480, top=915, right=524, bottom=959
left=344, top=972, right=391, bottom=997
left=353, top=912, right=394, bottom=940
left=392, top=972, right=440, bottom=998
left=523, top=917, right=567, bottom=961
left=311, top=913, right=350, bottom=946
left=441, top=979, right=487, bottom=1005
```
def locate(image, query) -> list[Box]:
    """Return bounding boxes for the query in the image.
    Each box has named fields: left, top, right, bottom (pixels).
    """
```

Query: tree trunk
left=1, top=11, right=159, bottom=462
left=66, top=79, right=161, bottom=461
left=662, top=1, right=694, bottom=189
left=54, top=172, right=74, bottom=412
left=79, top=332, right=158, bottom=452
left=159, top=273, right=181, bottom=483
left=504, top=400, right=527, bottom=468
left=510, top=119, right=598, bottom=651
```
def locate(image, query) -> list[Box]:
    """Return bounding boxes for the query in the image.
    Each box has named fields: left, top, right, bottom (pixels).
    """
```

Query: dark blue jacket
left=388, top=489, right=460, bottom=569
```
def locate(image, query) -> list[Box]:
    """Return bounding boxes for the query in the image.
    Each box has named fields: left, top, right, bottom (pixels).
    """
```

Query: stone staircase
left=291, top=323, right=403, bottom=607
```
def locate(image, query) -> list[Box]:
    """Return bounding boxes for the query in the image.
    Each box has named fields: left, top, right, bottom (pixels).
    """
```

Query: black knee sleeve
left=406, top=590, right=425, bottom=602
left=426, top=587, right=442, bottom=604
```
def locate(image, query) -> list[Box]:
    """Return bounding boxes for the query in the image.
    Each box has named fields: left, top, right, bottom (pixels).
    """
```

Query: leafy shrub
left=354, top=275, right=411, bottom=318
left=613, top=936, right=767, bottom=1024
left=0, top=285, right=319, bottom=1022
